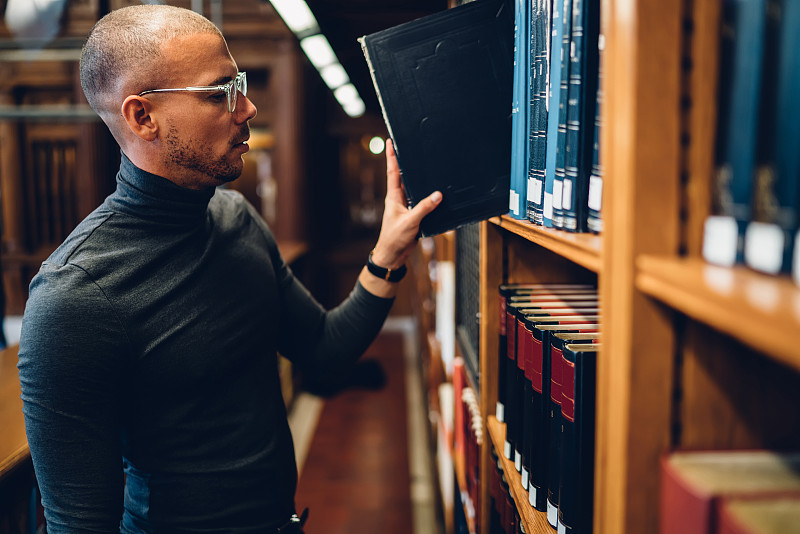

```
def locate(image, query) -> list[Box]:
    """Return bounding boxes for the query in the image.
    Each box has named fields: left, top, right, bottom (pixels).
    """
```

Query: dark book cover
left=361, top=0, right=515, bottom=237
left=558, top=341, right=598, bottom=534
left=553, top=0, right=575, bottom=229
left=744, top=0, right=800, bottom=275
left=562, top=0, right=601, bottom=233
left=587, top=32, right=604, bottom=235
left=702, top=0, right=767, bottom=266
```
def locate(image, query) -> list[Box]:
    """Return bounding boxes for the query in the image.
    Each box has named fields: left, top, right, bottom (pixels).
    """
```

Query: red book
left=660, top=450, right=800, bottom=534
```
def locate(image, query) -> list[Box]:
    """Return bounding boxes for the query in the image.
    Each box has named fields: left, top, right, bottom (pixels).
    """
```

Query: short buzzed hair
left=80, top=5, right=222, bottom=116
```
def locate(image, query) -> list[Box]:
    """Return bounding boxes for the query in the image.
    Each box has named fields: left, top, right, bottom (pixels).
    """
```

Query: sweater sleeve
left=18, top=263, right=129, bottom=533
left=241, top=200, right=394, bottom=373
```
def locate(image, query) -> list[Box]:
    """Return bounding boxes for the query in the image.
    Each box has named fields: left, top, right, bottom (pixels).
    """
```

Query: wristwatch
left=367, top=250, right=407, bottom=282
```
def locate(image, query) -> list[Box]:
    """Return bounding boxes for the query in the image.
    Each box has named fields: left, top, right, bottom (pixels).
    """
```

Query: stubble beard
left=165, top=126, right=245, bottom=185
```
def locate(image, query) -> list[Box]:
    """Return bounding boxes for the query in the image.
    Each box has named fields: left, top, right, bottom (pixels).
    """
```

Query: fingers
left=406, top=190, right=442, bottom=225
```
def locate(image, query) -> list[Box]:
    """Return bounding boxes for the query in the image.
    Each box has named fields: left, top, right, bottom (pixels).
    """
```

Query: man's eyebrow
left=206, top=74, right=235, bottom=86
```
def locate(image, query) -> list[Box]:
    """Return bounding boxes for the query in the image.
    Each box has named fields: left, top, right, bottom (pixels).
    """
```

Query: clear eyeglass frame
left=137, top=71, right=247, bottom=113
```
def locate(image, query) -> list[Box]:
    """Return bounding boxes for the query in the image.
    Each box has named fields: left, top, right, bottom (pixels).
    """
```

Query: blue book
left=542, top=0, right=566, bottom=228
left=702, top=0, right=767, bottom=265
left=553, top=0, right=574, bottom=229
left=561, top=0, right=600, bottom=233
left=527, top=0, right=549, bottom=224
left=509, top=0, right=530, bottom=219
left=744, top=0, right=800, bottom=276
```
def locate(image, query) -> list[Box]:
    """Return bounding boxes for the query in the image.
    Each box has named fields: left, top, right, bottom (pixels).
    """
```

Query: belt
left=276, top=508, right=309, bottom=533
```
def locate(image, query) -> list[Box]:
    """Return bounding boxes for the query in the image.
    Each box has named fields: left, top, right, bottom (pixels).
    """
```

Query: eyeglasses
left=137, top=71, right=248, bottom=113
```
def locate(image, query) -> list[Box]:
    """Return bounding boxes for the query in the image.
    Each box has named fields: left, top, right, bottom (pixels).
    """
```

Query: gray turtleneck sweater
left=17, top=154, right=393, bottom=533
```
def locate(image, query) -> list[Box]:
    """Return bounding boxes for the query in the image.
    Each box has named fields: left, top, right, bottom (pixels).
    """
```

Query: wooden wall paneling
left=478, top=220, right=503, bottom=534
left=597, top=0, right=684, bottom=532
left=271, top=40, right=306, bottom=243
left=679, top=320, right=800, bottom=450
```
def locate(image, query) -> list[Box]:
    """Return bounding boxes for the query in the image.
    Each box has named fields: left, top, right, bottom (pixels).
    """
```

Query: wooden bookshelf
left=637, top=255, right=800, bottom=371
left=490, top=216, right=603, bottom=273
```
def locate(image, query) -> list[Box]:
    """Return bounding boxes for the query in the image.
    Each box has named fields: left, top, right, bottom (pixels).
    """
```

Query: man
left=17, top=5, right=442, bottom=533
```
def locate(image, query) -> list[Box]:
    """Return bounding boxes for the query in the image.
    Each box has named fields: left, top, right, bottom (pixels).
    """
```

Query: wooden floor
left=294, top=329, right=437, bottom=534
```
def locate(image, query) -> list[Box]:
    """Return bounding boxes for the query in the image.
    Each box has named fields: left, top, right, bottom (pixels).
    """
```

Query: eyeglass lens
left=229, top=72, right=247, bottom=113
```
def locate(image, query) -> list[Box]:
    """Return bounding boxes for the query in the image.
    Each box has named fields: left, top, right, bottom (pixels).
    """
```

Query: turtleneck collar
left=105, top=152, right=215, bottom=225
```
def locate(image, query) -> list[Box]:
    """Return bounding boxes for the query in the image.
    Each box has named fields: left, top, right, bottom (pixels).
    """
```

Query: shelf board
left=486, top=415, right=554, bottom=534
left=490, top=216, right=602, bottom=272
left=636, top=255, right=800, bottom=371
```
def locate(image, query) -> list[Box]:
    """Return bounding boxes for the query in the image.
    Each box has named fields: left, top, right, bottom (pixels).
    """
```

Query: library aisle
left=290, top=318, right=443, bottom=534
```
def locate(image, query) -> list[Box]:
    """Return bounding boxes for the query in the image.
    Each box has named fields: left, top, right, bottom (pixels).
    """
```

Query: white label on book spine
left=553, top=180, right=563, bottom=210
left=496, top=402, right=504, bottom=423
left=588, top=174, right=603, bottom=211
left=702, top=215, right=738, bottom=267
left=514, top=451, right=522, bottom=472
left=529, top=176, right=543, bottom=205
left=794, top=231, right=800, bottom=286
left=744, top=221, right=784, bottom=274
left=528, top=483, right=537, bottom=506
left=547, top=500, right=558, bottom=527
left=504, top=441, right=511, bottom=460
left=509, top=190, right=520, bottom=215
left=521, top=467, right=529, bottom=488
left=558, top=521, right=567, bottom=534
left=562, top=179, right=573, bottom=210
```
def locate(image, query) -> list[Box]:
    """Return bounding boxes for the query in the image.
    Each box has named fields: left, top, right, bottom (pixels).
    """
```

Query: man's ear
left=121, top=95, right=158, bottom=141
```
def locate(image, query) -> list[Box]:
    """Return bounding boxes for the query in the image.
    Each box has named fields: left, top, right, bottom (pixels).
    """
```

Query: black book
left=562, top=0, right=601, bottom=232
left=360, top=0, right=515, bottom=237
left=558, top=341, right=598, bottom=534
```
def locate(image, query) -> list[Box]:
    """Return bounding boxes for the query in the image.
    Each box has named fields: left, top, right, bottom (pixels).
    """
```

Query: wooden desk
left=0, top=344, right=27, bottom=479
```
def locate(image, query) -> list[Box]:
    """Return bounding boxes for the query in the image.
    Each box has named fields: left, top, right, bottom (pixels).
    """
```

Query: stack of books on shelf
left=702, top=0, right=800, bottom=285
left=511, top=0, right=604, bottom=234
left=361, top=0, right=605, bottom=237
left=454, top=358, right=483, bottom=532
left=496, top=283, right=600, bottom=533
left=659, top=449, right=800, bottom=534
left=489, top=447, right=522, bottom=534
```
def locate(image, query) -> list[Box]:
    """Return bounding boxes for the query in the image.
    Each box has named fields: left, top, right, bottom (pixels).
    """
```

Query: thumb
left=408, top=191, right=443, bottom=223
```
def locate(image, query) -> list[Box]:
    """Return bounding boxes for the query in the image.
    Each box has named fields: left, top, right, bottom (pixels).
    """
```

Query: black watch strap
left=367, top=250, right=407, bottom=282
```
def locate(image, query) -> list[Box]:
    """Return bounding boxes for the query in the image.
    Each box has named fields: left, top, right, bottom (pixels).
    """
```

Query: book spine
left=562, top=0, right=599, bottom=233
left=702, top=0, right=767, bottom=266
left=510, top=0, right=530, bottom=219
left=557, top=345, right=597, bottom=534
left=587, top=32, right=604, bottom=235
left=527, top=0, right=543, bottom=223
left=746, top=0, right=800, bottom=275
left=543, top=0, right=566, bottom=228
left=546, top=334, right=565, bottom=527
left=529, top=322, right=550, bottom=512
left=535, top=0, right=551, bottom=225
left=497, top=293, right=507, bottom=423
left=553, top=0, right=574, bottom=229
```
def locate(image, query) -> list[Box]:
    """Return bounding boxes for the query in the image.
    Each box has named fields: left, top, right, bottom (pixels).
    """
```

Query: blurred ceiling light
left=267, top=0, right=364, bottom=118
left=268, top=0, right=318, bottom=35
left=299, top=34, right=336, bottom=68
left=319, top=63, right=349, bottom=90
